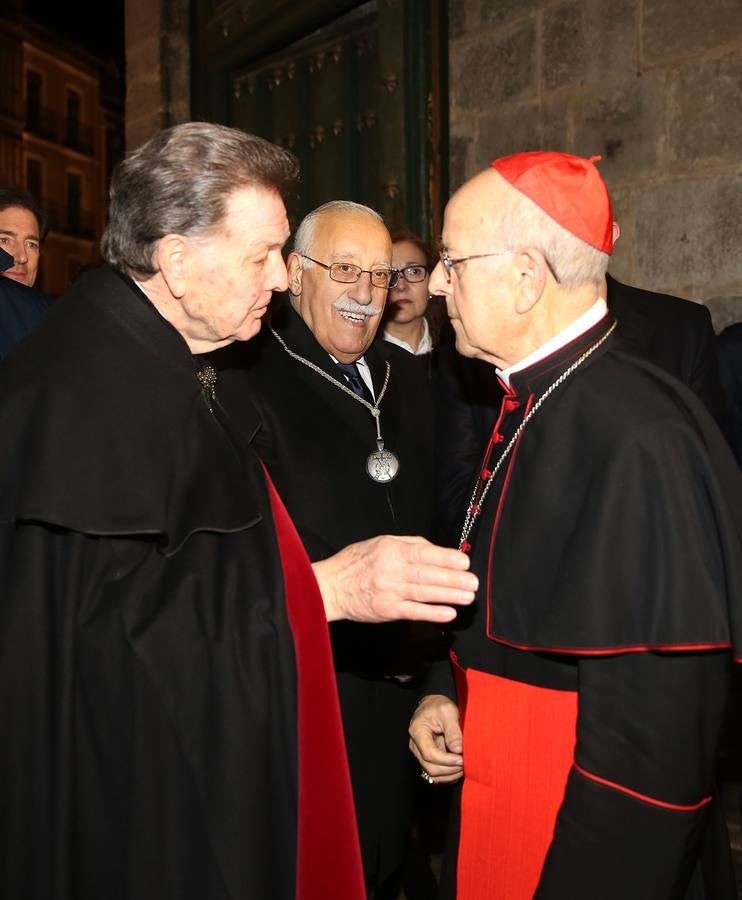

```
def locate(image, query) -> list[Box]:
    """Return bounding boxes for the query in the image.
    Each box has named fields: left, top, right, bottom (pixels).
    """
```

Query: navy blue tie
left=335, top=361, right=373, bottom=403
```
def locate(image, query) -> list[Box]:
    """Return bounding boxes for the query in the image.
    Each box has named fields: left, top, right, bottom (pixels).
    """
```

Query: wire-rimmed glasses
left=300, top=254, right=400, bottom=289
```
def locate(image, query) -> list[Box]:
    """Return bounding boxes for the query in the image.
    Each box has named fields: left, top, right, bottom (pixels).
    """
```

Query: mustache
left=333, top=300, right=383, bottom=317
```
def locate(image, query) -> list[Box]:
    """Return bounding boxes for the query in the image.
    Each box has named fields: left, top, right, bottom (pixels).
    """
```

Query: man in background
left=0, top=186, right=46, bottom=288
left=0, top=245, right=50, bottom=360
left=216, top=199, right=437, bottom=898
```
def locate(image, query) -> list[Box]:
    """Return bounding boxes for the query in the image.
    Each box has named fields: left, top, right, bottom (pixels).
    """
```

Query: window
left=66, top=90, right=80, bottom=145
left=26, top=70, right=42, bottom=131
left=26, top=158, right=42, bottom=200
left=67, top=173, right=82, bottom=231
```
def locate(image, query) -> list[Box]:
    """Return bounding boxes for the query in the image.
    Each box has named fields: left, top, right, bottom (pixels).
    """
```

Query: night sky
left=23, top=0, right=126, bottom=68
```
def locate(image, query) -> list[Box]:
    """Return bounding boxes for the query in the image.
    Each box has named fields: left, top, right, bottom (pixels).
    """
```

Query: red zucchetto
left=491, top=151, right=614, bottom=255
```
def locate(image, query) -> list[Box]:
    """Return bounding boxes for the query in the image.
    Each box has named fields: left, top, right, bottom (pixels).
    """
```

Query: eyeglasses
left=395, top=264, right=428, bottom=284
left=300, top=254, right=399, bottom=289
left=439, top=248, right=561, bottom=284
left=438, top=249, right=512, bottom=283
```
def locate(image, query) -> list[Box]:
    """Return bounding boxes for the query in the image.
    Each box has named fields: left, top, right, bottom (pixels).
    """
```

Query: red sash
left=266, top=474, right=365, bottom=900
left=453, top=659, right=577, bottom=899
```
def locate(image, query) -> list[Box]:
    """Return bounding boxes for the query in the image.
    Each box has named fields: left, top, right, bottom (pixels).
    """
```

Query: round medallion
left=366, top=447, right=400, bottom=483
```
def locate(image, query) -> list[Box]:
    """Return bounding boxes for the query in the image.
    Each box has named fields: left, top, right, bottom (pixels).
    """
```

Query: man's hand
left=409, top=694, right=464, bottom=784
left=313, top=535, right=477, bottom=624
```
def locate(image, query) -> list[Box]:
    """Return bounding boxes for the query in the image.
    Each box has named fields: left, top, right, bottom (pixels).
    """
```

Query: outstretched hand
left=313, top=534, right=477, bottom=624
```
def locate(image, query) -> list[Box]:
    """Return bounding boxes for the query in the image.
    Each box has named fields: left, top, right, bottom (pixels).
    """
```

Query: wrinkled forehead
left=312, top=210, right=391, bottom=259
left=443, top=170, right=513, bottom=250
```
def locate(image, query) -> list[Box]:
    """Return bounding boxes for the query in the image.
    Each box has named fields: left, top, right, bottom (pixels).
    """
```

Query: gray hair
left=102, top=122, right=299, bottom=275
left=293, top=200, right=384, bottom=267
left=495, top=191, right=609, bottom=289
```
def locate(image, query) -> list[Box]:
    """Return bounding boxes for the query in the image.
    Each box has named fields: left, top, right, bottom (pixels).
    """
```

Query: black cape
left=430, top=314, right=742, bottom=899
left=719, top=322, right=742, bottom=465
left=432, top=275, right=730, bottom=545
left=0, top=267, right=363, bottom=899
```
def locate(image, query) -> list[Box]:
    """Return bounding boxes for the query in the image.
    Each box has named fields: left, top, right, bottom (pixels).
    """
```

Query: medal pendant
left=366, top=440, right=400, bottom=483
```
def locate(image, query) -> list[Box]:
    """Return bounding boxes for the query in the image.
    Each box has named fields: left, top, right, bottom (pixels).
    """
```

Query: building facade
left=0, top=15, right=124, bottom=296
left=127, top=0, right=741, bottom=329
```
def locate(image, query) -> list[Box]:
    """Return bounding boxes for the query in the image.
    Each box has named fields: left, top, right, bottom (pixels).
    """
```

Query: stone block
left=571, top=72, right=662, bottom=181
left=481, top=0, right=540, bottom=28
left=126, top=75, right=162, bottom=125
left=606, top=184, right=639, bottom=276
left=581, top=0, right=637, bottom=84
left=126, top=110, right=164, bottom=152
left=543, top=1, right=587, bottom=92
left=666, top=53, right=742, bottom=169
left=449, top=132, right=474, bottom=192
left=448, top=0, right=475, bottom=41
left=125, top=0, right=160, bottom=44
left=474, top=97, right=570, bottom=169
left=450, top=19, right=536, bottom=111
left=635, top=176, right=742, bottom=293
left=643, top=0, right=742, bottom=64
left=126, top=36, right=162, bottom=76
left=543, top=0, right=637, bottom=91
left=706, top=294, right=742, bottom=332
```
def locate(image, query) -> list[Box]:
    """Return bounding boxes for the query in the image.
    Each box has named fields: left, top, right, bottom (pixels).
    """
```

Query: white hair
left=293, top=200, right=384, bottom=267
left=495, top=191, right=609, bottom=289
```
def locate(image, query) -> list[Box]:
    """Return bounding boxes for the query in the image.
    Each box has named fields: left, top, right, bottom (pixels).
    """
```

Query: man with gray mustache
left=214, top=199, right=435, bottom=898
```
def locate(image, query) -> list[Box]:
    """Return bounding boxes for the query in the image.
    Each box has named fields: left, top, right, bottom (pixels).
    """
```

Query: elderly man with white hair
left=409, top=151, right=742, bottom=900
left=0, top=125, right=477, bottom=900
left=215, top=198, right=440, bottom=898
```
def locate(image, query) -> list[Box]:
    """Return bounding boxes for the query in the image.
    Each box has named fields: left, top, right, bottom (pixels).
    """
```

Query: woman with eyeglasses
left=384, top=232, right=446, bottom=359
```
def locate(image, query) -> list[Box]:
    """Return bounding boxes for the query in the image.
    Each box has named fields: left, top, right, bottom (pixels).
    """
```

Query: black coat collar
left=268, top=299, right=390, bottom=388
left=0, top=267, right=264, bottom=553
left=508, top=312, right=617, bottom=399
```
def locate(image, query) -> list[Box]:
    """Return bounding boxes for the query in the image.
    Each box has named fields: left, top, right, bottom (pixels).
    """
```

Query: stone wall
left=448, top=0, right=742, bottom=329
left=125, top=0, right=190, bottom=152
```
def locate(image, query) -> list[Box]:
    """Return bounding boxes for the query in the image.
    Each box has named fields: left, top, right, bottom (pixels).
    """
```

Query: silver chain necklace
left=270, top=327, right=400, bottom=483
left=459, top=320, right=617, bottom=551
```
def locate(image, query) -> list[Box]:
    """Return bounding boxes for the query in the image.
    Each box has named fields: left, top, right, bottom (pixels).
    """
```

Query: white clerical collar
left=497, top=297, right=608, bottom=387
left=383, top=318, right=433, bottom=356
left=328, top=353, right=375, bottom=399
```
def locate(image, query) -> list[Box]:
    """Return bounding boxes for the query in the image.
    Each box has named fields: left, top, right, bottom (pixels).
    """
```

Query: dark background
left=22, top=0, right=125, bottom=67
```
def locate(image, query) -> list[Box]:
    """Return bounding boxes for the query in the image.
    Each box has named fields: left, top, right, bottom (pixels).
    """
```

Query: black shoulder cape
left=459, top=315, right=742, bottom=662
left=0, top=267, right=364, bottom=899
left=0, top=267, right=261, bottom=552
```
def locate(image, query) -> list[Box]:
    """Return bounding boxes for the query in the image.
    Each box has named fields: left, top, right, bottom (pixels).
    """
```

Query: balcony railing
left=24, top=110, right=94, bottom=155
left=45, top=200, right=96, bottom=240
left=66, top=209, right=96, bottom=239
left=0, top=89, right=23, bottom=121
left=63, top=122, right=95, bottom=155
left=25, top=106, right=57, bottom=141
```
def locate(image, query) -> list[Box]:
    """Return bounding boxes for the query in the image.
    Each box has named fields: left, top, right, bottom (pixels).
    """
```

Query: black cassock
left=427, top=313, right=742, bottom=899
left=0, top=268, right=364, bottom=900
left=213, top=300, right=436, bottom=889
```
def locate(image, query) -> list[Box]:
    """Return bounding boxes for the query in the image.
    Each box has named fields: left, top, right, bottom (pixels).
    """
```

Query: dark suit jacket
left=213, top=299, right=435, bottom=885
left=718, top=322, right=742, bottom=465
left=434, top=276, right=728, bottom=543
left=217, top=300, right=434, bottom=559
left=0, top=276, right=51, bottom=361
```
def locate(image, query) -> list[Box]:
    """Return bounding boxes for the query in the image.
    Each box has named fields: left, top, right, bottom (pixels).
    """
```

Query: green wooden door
left=190, top=0, right=446, bottom=241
